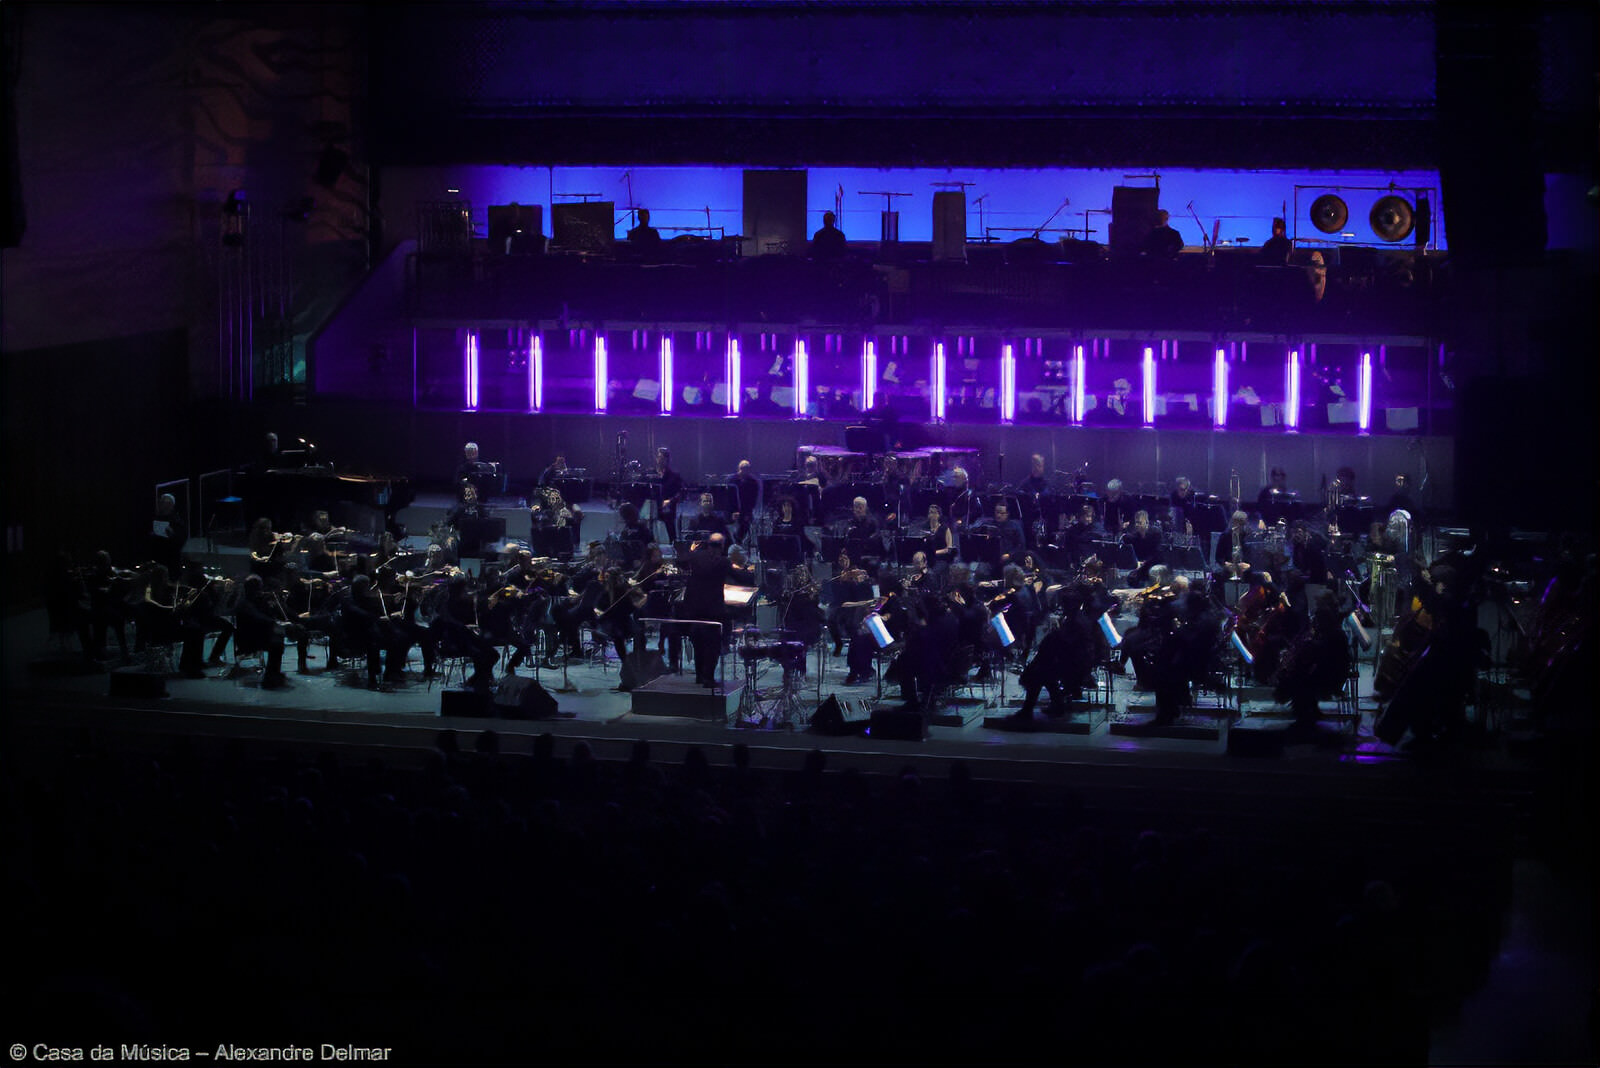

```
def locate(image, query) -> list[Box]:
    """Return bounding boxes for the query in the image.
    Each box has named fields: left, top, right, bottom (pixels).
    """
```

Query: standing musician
left=731, top=460, right=761, bottom=546
left=655, top=447, right=685, bottom=545
left=147, top=493, right=189, bottom=575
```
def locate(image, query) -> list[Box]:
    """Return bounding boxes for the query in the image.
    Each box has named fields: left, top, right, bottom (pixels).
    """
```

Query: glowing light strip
left=1358, top=350, right=1373, bottom=432
left=1072, top=344, right=1085, bottom=424
left=1285, top=348, right=1301, bottom=430
left=862, top=339, right=877, bottom=412
left=659, top=334, right=674, bottom=414
left=792, top=338, right=808, bottom=418
left=932, top=341, right=946, bottom=422
left=1213, top=347, right=1228, bottom=428
left=529, top=334, right=543, bottom=412
left=726, top=336, right=741, bottom=415
left=593, top=334, right=608, bottom=413
left=1000, top=343, right=1016, bottom=423
left=1142, top=345, right=1156, bottom=426
left=464, top=332, right=479, bottom=410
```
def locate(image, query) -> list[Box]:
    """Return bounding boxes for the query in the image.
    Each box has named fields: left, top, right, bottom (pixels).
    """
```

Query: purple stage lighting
left=792, top=338, right=808, bottom=418
left=1141, top=346, right=1156, bottom=426
left=529, top=334, right=543, bottom=412
left=932, top=341, right=947, bottom=422
left=659, top=334, right=674, bottom=415
left=594, top=334, right=608, bottom=413
left=1072, top=344, right=1085, bottom=424
left=1358, top=350, right=1373, bottom=433
left=1213, top=347, right=1228, bottom=428
left=1000, top=343, right=1016, bottom=423
left=862, top=338, right=877, bottom=413
left=726, top=336, right=741, bottom=416
left=1285, top=349, right=1301, bottom=430
left=464, top=332, right=479, bottom=410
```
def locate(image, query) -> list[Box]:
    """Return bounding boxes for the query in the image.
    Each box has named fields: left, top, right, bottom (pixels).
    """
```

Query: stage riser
left=630, top=677, right=734, bottom=721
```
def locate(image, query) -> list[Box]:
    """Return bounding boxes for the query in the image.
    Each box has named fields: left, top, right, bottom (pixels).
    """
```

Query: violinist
left=386, top=567, right=438, bottom=681
left=779, top=564, right=825, bottom=655
left=1274, top=591, right=1351, bottom=740
left=593, top=566, right=638, bottom=687
left=86, top=550, right=135, bottom=662
left=248, top=518, right=301, bottom=587
left=826, top=552, right=876, bottom=658
left=137, top=564, right=208, bottom=678
left=300, top=533, right=341, bottom=580
left=233, top=574, right=290, bottom=689
left=995, top=563, right=1040, bottom=660
left=431, top=573, right=500, bottom=690
left=1111, top=564, right=1176, bottom=691
left=338, top=573, right=405, bottom=690
left=178, top=561, right=235, bottom=667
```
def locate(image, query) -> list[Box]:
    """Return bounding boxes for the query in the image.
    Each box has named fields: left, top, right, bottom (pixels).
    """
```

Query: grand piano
left=241, top=464, right=416, bottom=536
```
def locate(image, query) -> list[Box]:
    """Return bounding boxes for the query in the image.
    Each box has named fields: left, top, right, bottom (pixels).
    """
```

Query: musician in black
left=627, top=207, right=662, bottom=250
left=1018, top=453, right=1050, bottom=497
left=878, top=455, right=910, bottom=527
left=1056, top=503, right=1101, bottom=570
left=1257, top=467, right=1295, bottom=524
left=682, top=491, right=731, bottom=542
left=680, top=533, right=747, bottom=687
left=593, top=566, right=638, bottom=688
left=136, top=564, right=208, bottom=677
left=1169, top=476, right=1202, bottom=535
left=247, top=518, right=300, bottom=588
left=178, top=561, right=235, bottom=666
left=1383, top=474, right=1417, bottom=521
left=457, top=441, right=501, bottom=502
left=147, top=493, right=188, bottom=574
left=85, top=550, right=133, bottom=661
left=1122, top=510, right=1163, bottom=585
left=923, top=504, right=957, bottom=569
left=655, top=448, right=685, bottom=544
left=810, top=211, right=846, bottom=261
left=613, top=502, right=654, bottom=569
left=1259, top=217, right=1292, bottom=265
left=1290, top=520, right=1333, bottom=585
left=942, top=467, right=975, bottom=529
left=974, top=501, right=1026, bottom=568
left=1275, top=592, right=1352, bottom=740
left=1101, top=479, right=1136, bottom=534
left=430, top=573, right=499, bottom=690
left=826, top=552, right=875, bottom=658
left=233, top=574, right=290, bottom=689
left=731, top=460, right=761, bottom=545
left=538, top=454, right=570, bottom=487
left=1142, top=209, right=1184, bottom=259
left=846, top=496, right=880, bottom=545
left=1004, top=588, right=1103, bottom=725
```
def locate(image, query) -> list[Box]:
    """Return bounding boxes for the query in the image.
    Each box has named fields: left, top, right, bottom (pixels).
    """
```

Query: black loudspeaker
left=487, top=203, right=544, bottom=255
left=869, top=707, right=924, bottom=741
left=109, top=668, right=168, bottom=699
left=742, top=169, right=807, bottom=256
left=811, top=695, right=869, bottom=736
left=551, top=201, right=615, bottom=254
left=441, top=689, right=493, bottom=718
left=494, top=675, right=559, bottom=720
left=1109, top=186, right=1159, bottom=257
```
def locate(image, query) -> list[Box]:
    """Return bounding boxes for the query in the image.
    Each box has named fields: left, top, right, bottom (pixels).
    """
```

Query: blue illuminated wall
left=382, top=164, right=1449, bottom=252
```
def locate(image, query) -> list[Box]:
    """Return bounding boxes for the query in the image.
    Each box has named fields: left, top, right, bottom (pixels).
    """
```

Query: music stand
left=962, top=531, right=1000, bottom=570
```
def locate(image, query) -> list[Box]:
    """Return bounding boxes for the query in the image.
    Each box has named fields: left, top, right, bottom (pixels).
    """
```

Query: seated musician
left=1122, top=510, right=1163, bottom=585
left=1275, top=592, right=1352, bottom=740
left=86, top=550, right=134, bottom=661
left=826, top=552, right=876, bottom=659
left=1289, top=520, right=1333, bottom=585
left=233, top=574, right=291, bottom=689
left=682, top=492, right=731, bottom=542
left=178, top=561, right=234, bottom=667
left=1056, top=503, right=1102, bottom=570
left=1257, top=466, right=1295, bottom=525
left=593, top=566, right=638, bottom=688
left=457, top=441, right=500, bottom=502
left=428, top=573, right=499, bottom=690
left=1003, top=586, right=1104, bottom=726
left=845, top=496, right=881, bottom=551
left=655, top=448, right=685, bottom=543
left=974, top=501, right=1025, bottom=567
left=1018, top=453, right=1050, bottom=498
left=799, top=454, right=828, bottom=490
left=942, top=467, right=975, bottom=529
left=136, top=564, right=208, bottom=677
left=247, top=517, right=301, bottom=587
left=770, top=495, right=806, bottom=540
left=1169, top=476, right=1201, bottom=535
left=537, top=454, right=569, bottom=487
left=445, top=481, right=489, bottom=529
left=1101, top=479, right=1136, bottom=534
left=299, top=533, right=341, bottom=580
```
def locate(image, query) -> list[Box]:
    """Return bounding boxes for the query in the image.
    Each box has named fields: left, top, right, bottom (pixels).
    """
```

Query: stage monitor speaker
left=441, top=689, right=493, bottom=718
left=494, top=675, right=559, bottom=719
left=811, top=695, right=870, bottom=736
left=869, top=707, right=924, bottom=741
left=931, top=190, right=966, bottom=262
left=742, top=170, right=807, bottom=256
left=1109, top=186, right=1159, bottom=257
left=551, top=201, right=614, bottom=254
left=488, top=203, right=544, bottom=255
